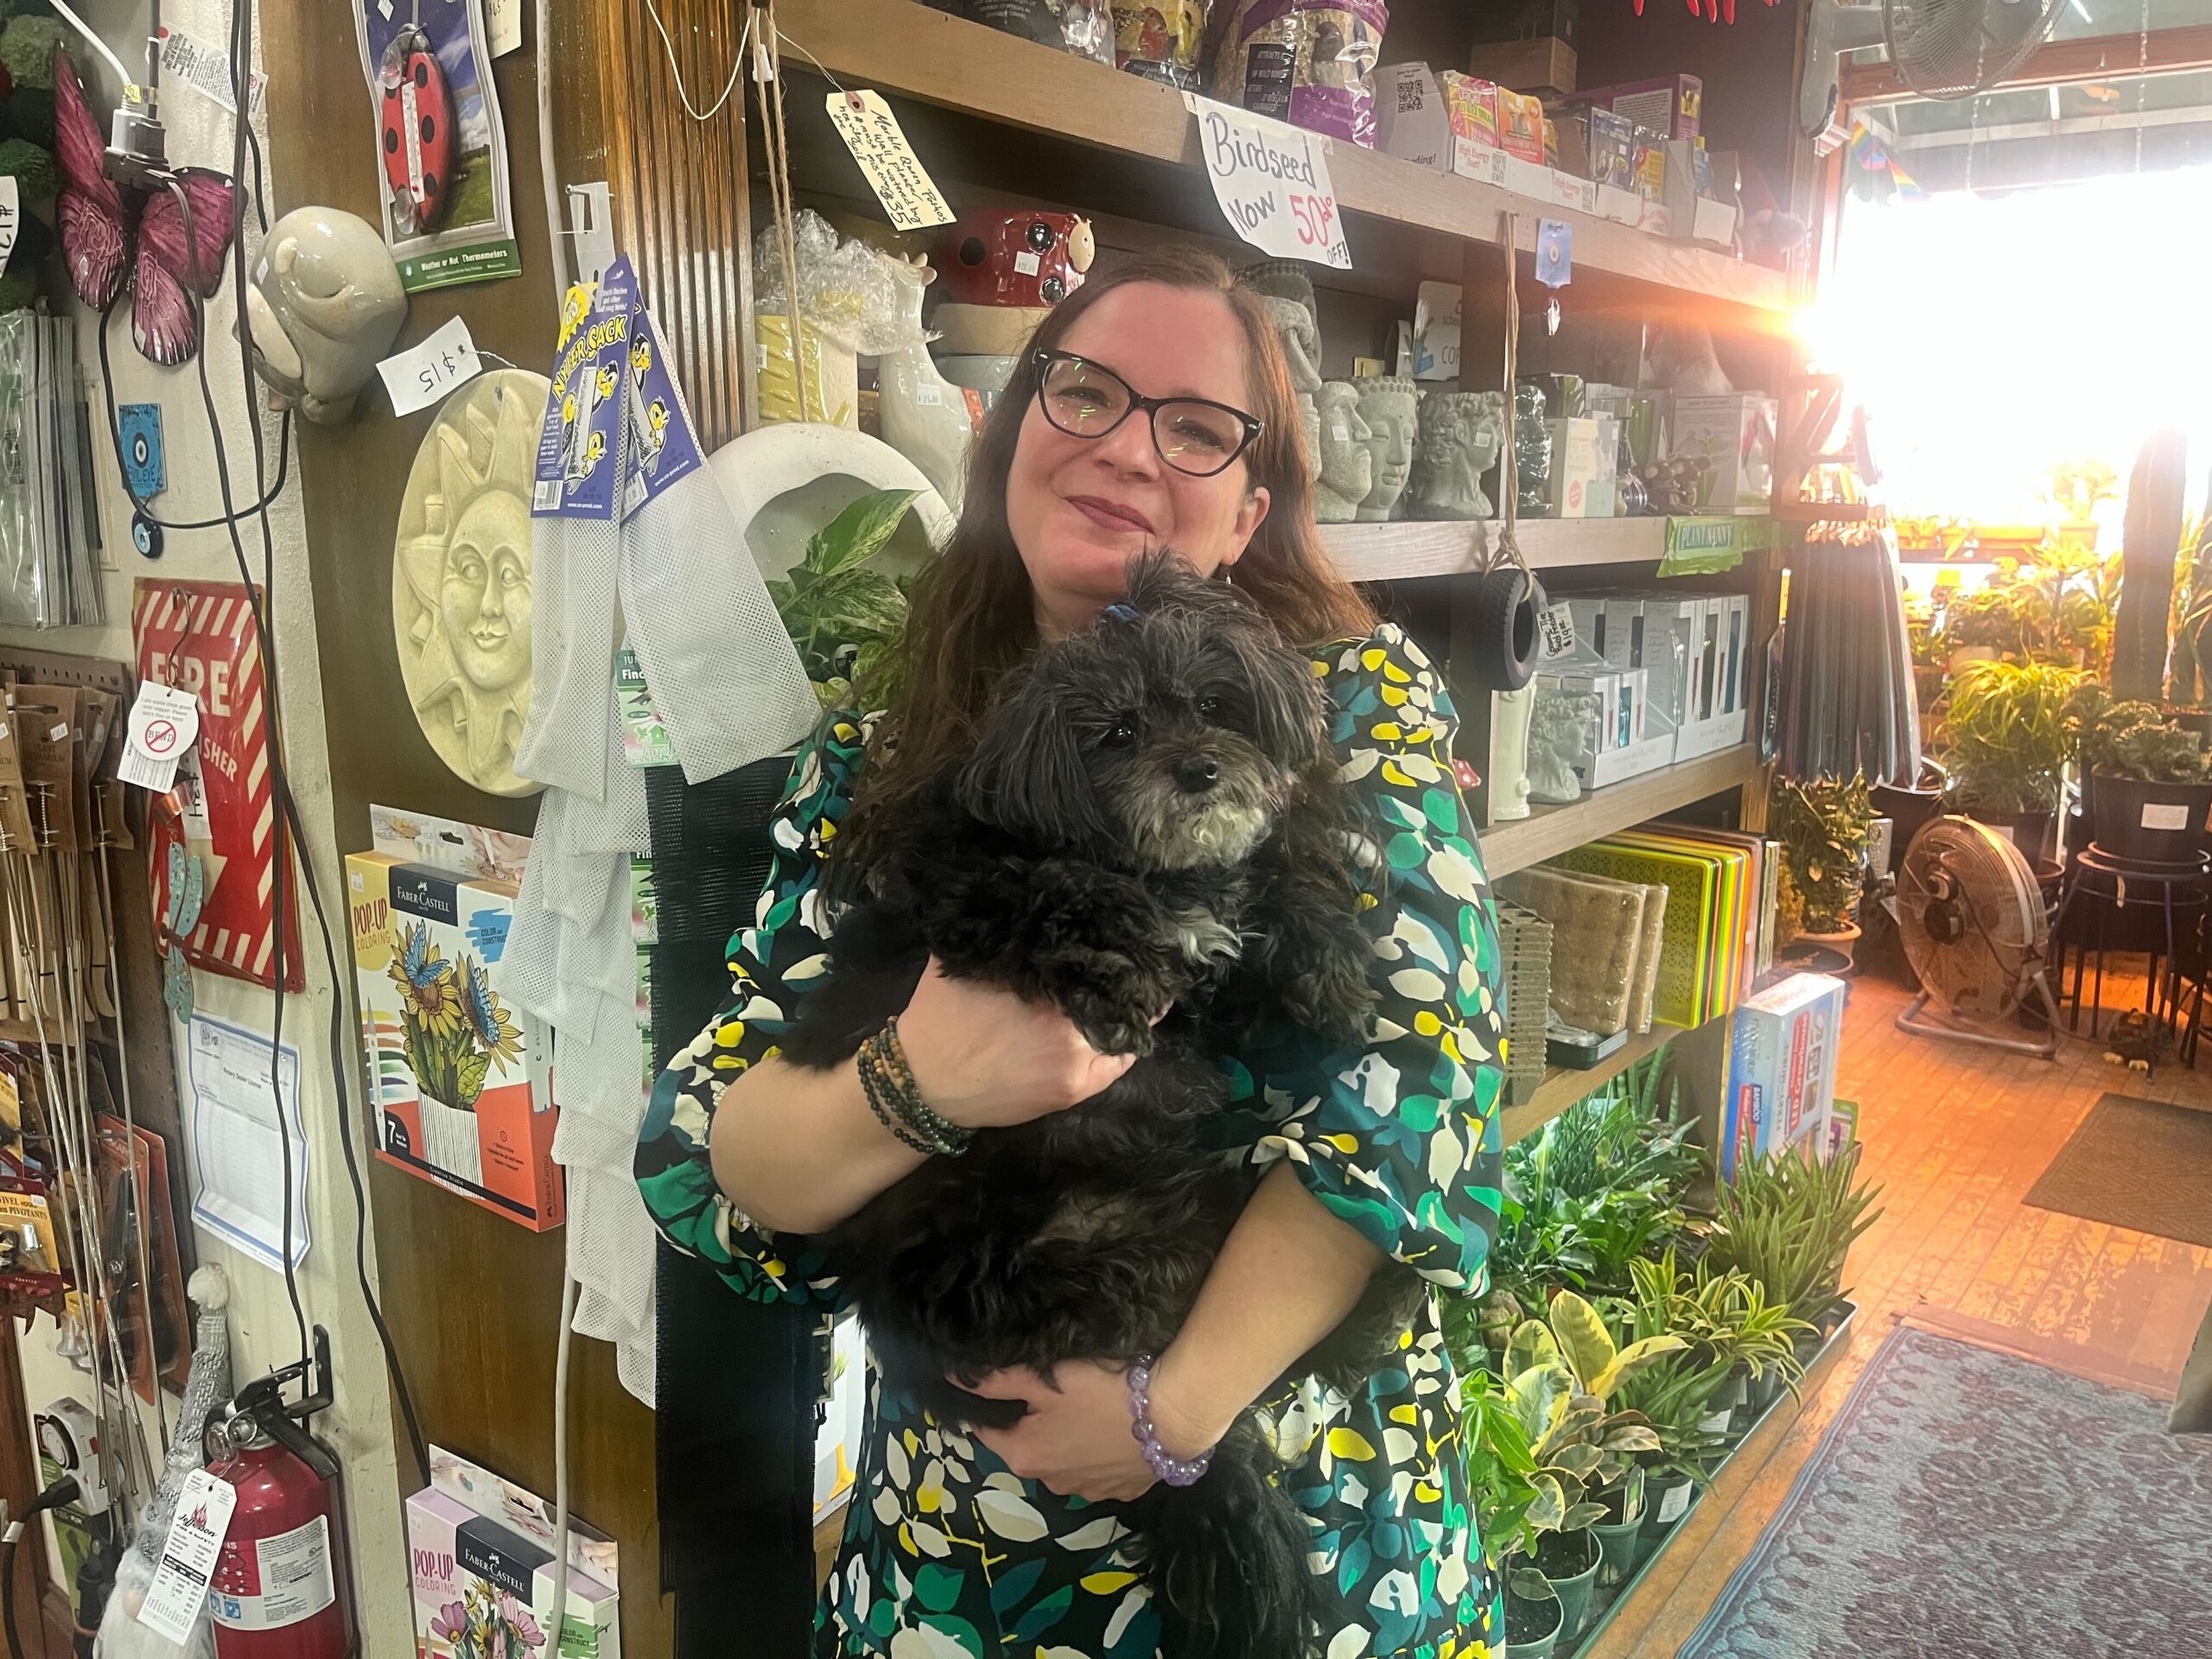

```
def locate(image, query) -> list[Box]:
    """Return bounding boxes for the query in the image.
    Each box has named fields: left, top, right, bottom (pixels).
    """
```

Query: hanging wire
left=644, top=0, right=745, bottom=122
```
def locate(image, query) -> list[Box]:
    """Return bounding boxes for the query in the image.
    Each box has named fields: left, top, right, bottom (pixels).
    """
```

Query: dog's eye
left=1102, top=719, right=1138, bottom=747
left=1197, top=695, right=1226, bottom=721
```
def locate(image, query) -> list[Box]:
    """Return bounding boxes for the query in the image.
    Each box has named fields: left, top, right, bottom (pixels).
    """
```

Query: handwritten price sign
left=1183, top=94, right=1352, bottom=270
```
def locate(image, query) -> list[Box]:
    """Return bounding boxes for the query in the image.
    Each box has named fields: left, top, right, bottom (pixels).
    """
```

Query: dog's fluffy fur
left=780, top=556, right=1423, bottom=1657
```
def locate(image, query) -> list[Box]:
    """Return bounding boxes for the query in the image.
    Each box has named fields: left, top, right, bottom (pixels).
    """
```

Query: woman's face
left=1005, top=283, right=1271, bottom=637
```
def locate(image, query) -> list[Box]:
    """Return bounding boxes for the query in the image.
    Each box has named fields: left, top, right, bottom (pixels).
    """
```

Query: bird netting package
left=521, top=255, right=814, bottom=798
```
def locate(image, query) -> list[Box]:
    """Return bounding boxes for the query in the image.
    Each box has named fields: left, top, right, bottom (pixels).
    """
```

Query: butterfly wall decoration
left=53, top=51, right=238, bottom=366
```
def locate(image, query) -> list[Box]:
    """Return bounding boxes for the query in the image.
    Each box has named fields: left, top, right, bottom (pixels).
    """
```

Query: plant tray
left=1547, top=1299, right=1859, bottom=1658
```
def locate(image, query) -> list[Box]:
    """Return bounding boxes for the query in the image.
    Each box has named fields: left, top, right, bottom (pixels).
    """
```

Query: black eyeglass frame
left=1028, top=349, right=1265, bottom=478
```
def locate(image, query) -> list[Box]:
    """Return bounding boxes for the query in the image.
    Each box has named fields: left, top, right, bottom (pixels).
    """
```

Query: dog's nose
left=1175, top=756, right=1221, bottom=792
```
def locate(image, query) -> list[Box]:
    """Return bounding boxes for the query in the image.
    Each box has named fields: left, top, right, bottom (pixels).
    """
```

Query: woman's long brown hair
left=841, top=245, right=1373, bottom=882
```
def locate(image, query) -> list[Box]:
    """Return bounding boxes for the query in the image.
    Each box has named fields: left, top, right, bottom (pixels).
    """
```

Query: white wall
left=0, top=3, right=410, bottom=1649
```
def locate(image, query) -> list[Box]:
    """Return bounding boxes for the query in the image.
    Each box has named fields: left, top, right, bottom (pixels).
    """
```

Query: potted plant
left=1769, top=774, right=1874, bottom=963
left=1462, top=1370, right=1567, bottom=1657
left=766, top=486, right=924, bottom=708
left=1937, top=658, right=2086, bottom=861
left=1505, top=1294, right=1682, bottom=1603
left=1938, top=583, right=2031, bottom=669
left=2069, top=685, right=2212, bottom=864
left=1701, top=1141, right=1885, bottom=1344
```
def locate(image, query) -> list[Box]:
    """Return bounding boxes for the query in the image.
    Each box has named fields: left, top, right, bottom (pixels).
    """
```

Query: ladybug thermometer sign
left=1183, top=93, right=1353, bottom=270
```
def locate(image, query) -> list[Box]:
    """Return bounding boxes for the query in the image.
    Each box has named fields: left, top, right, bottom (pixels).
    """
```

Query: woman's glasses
left=1030, top=350, right=1262, bottom=479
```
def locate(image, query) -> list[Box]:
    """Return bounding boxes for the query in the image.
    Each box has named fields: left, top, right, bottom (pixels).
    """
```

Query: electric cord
left=3, top=1477, right=85, bottom=1659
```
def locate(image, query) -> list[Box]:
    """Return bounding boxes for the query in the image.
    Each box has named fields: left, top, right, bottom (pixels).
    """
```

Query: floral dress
left=635, top=625, right=1509, bottom=1659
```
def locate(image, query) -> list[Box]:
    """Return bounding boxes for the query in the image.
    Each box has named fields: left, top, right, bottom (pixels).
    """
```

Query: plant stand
left=2050, top=847, right=2209, bottom=1069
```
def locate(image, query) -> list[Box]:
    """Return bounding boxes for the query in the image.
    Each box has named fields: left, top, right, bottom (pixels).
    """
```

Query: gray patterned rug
left=1682, top=1325, right=2212, bottom=1658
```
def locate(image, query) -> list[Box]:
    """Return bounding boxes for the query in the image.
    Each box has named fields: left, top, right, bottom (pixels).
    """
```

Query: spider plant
left=1937, top=658, right=2086, bottom=819
left=1700, top=1141, right=1884, bottom=1333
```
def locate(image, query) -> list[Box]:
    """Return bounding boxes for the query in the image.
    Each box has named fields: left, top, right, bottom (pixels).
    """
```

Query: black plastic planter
left=2088, top=772, right=2212, bottom=865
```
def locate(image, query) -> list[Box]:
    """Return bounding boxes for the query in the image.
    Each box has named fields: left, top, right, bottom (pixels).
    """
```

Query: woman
left=635, top=246, right=1507, bottom=1658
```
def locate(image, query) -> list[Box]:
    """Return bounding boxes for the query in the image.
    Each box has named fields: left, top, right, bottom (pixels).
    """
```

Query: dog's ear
left=955, top=673, right=1109, bottom=846
left=1224, top=620, right=1327, bottom=771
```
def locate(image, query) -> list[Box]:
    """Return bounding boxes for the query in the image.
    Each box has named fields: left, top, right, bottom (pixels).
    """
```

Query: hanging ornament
left=159, top=841, right=205, bottom=1025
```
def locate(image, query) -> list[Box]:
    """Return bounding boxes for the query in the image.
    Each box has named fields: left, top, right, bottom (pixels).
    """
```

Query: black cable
left=4, top=1477, right=83, bottom=1658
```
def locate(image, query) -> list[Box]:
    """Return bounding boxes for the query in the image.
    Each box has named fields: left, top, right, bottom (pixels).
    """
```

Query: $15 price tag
left=378, top=315, right=485, bottom=416
left=1183, top=93, right=1352, bottom=270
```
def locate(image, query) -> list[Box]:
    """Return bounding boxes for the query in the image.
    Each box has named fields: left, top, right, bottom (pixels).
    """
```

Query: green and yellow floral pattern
left=636, top=626, right=1508, bottom=1656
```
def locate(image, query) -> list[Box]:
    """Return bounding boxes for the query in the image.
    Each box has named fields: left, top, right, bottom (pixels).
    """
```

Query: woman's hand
left=899, top=960, right=1136, bottom=1129
left=963, top=1359, right=1215, bottom=1503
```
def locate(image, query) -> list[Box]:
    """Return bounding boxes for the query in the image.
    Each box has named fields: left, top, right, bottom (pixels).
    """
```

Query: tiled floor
left=1587, top=967, right=2212, bottom=1656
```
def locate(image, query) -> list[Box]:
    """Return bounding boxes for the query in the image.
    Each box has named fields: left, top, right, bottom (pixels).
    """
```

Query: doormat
left=2023, top=1092, right=2212, bottom=1249
left=1682, top=1325, right=2212, bottom=1659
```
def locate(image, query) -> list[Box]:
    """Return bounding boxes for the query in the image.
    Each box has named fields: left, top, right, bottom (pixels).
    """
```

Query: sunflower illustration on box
left=349, top=852, right=563, bottom=1230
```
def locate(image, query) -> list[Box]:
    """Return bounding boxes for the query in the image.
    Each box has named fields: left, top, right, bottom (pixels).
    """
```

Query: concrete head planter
left=1410, top=390, right=1504, bottom=519
left=1354, top=375, right=1419, bottom=521
left=1313, top=381, right=1374, bottom=524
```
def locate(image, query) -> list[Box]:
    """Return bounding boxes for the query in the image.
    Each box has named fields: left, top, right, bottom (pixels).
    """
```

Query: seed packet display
left=352, top=0, right=521, bottom=290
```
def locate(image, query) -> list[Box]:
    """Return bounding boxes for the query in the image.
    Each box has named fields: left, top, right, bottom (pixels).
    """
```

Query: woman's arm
left=711, top=960, right=1142, bottom=1235
left=1151, top=1165, right=1382, bottom=1453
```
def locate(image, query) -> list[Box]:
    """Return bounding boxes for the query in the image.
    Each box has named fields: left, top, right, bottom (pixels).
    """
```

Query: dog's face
left=956, top=558, right=1325, bottom=871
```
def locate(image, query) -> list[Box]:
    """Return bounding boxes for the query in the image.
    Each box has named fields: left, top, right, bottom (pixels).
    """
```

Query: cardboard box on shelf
left=407, top=1486, right=620, bottom=1659
left=1412, top=281, right=1461, bottom=382
left=1669, top=394, right=1777, bottom=516
left=1468, top=35, right=1577, bottom=97
left=1376, top=62, right=1452, bottom=171
left=1578, top=74, right=1701, bottom=142
left=1440, top=72, right=1500, bottom=152
left=1720, top=973, right=1847, bottom=1179
left=1671, top=592, right=1751, bottom=760
left=1662, top=138, right=1740, bottom=246
left=347, top=853, right=563, bottom=1230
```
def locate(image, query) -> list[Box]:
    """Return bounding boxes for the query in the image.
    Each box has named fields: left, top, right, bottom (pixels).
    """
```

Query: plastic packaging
left=1214, top=0, right=1389, bottom=148
left=1113, top=0, right=1210, bottom=87
left=930, top=0, right=1115, bottom=64
left=753, top=210, right=904, bottom=429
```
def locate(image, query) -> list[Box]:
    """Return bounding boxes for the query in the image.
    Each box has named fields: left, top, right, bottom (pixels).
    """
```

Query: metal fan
left=1802, top=0, right=2068, bottom=138
left=1894, top=815, right=2060, bottom=1057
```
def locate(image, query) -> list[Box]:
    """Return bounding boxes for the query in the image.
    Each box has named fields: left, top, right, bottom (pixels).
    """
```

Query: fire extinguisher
left=204, top=1330, right=357, bottom=1658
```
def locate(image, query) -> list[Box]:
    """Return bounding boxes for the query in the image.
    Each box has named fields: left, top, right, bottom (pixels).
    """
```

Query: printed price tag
left=1538, top=601, right=1577, bottom=661
left=1183, top=93, right=1352, bottom=270
left=378, top=315, right=485, bottom=416
left=1656, top=1480, right=1693, bottom=1524
left=1535, top=219, right=1572, bottom=287
left=137, top=1469, right=236, bottom=1643
left=0, top=178, right=17, bottom=272
left=156, top=26, right=267, bottom=118
left=119, top=683, right=200, bottom=793
left=826, top=91, right=955, bottom=231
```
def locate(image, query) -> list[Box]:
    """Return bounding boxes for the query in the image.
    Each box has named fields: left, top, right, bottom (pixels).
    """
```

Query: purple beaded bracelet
left=1126, top=1354, right=1215, bottom=1487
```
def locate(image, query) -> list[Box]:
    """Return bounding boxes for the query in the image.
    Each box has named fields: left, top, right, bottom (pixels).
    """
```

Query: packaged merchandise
left=1214, top=0, right=1390, bottom=148
left=1541, top=416, right=1604, bottom=517
left=1375, top=61, right=1452, bottom=169
left=1495, top=83, right=1548, bottom=164
left=930, top=0, right=1115, bottom=64
left=1496, top=865, right=1646, bottom=1038
left=1669, top=394, right=1777, bottom=516
left=1662, top=137, right=1740, bottom=246
left=1720, top=973, right=1847, bottom=1179
left=348, top=852, right=563, bottom=1230
left=407, top=1485, right=620, bottom=1658
left=1111, top=0, right=1209, bottom=87
left=1576, top=73, right=1700, bottom=142
left=1440, top=70, right=1499, bottom=154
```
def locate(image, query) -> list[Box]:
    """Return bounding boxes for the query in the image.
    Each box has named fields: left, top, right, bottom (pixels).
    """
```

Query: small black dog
left=780, top=556, right=1421, bottom=1658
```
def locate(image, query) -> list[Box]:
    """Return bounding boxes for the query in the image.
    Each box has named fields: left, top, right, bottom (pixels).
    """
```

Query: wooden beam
left=1840, top=22, right=2212, bottom=109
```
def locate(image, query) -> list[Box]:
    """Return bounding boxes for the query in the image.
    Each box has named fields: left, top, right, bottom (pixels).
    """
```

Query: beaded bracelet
left=856, top=1046, right=937, bottom=1157
left=1126, top=1354, right=1215, bottom=1487
left=877, top=1019, right=973, bottom=1152
left=856, top=1022, right=972, bottom=1157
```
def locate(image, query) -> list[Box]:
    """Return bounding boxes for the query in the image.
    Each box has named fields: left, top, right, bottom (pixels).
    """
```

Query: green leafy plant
left=1507, top=1290, right=1682, bottom=1520
left=2068, top=683, right=2211, bottom=783
left=1768, top=774, right=1872, bottom=934
left=1939, top=582, right=2037, bottom=655
left=1938, top=658, right=2086, bottom=817
left=766, top=487, right=923, bottom=707
left=386, top=921, right=522, bottom=1112
left=1701, top=1141, right=1885, bottom=1333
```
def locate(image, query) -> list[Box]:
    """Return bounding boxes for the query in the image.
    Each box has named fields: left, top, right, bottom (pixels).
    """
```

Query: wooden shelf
left=1502, top=1025, right=1680, bottom=1146
left=772, top=0, right=1792, bottom=315
left=1325, top=518, right=1671, bottom=582
left=1480, top=743, right=1761, bottom=880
